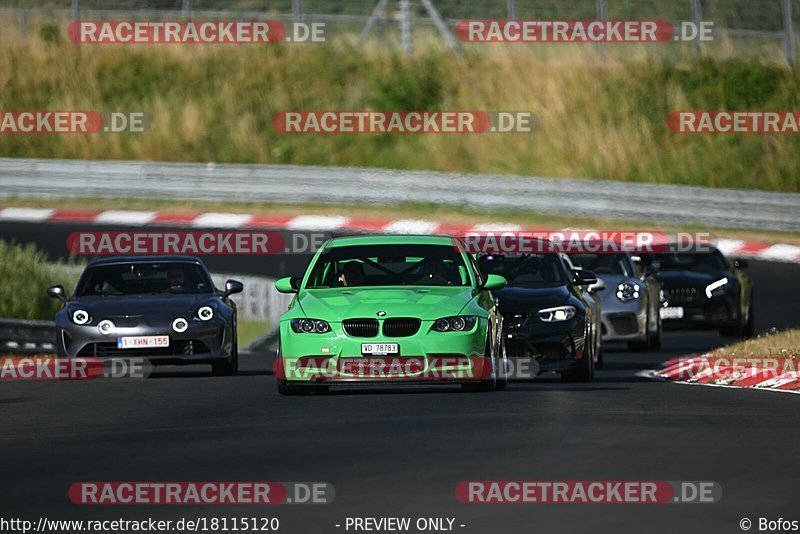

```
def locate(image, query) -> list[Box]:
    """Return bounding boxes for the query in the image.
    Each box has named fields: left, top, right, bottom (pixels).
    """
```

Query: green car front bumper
left=277, top=318, right=490, bottom=383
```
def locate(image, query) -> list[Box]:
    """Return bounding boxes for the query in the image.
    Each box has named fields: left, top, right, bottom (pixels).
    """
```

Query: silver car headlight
left=705, top=277, right=729, bottom=298
left=197, top=306, right=214, bottom=321
left=71, top=309, right=91, bottom=325
left=97, top=319, right=115, bottom=335
left=616, top=282, right=641, bottom=302
left=172, top=317, right=189, bottom=333
left=537, top=306, right=576, bottom=322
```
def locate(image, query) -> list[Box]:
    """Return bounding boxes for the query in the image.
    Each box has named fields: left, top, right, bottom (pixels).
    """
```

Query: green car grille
left=342, top=318, right=422, bottom=338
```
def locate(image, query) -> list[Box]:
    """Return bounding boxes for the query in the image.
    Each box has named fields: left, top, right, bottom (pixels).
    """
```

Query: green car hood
left=297, top=286, right=476, bottom=321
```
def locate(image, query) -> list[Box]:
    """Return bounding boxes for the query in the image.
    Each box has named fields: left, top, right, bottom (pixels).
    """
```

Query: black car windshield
left=306, top=244, right=469, bottom=288
left=76, top=262, right=214, bottom=296
left=569, top=253, right=634, bottom=277
left=652, top=250, right=728, bottom=273
left=477, top=253, right=566, bottom=287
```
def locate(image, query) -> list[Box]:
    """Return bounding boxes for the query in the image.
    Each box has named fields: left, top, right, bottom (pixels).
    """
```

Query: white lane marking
left=758, top=244, right=800, bottom=262
left=0, top=207, right=55, bottom=221
left=470, top=222, right=523, bottom=231
left=383, top=219, right=440, bottom=234
left=285, top=215, right=349, bottom=231
left=94, top=210, right=156, bottom=225
left=191, top=212, right=253, bottom=228
left=715, top=238, right=745, bottom=256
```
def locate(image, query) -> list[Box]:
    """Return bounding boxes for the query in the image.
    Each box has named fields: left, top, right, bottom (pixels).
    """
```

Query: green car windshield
left=305, top=244, right=470, bottom=288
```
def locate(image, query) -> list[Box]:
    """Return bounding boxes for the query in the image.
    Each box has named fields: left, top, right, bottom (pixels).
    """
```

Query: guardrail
left=210, top=273, right=293, bottom=324
left=0, top=318, right=56, bottom=355
left=1, top=158, right=799, bottom=232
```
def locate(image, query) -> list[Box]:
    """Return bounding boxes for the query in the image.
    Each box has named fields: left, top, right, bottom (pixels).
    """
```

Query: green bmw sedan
left=274, top=234, right=508, bottom=394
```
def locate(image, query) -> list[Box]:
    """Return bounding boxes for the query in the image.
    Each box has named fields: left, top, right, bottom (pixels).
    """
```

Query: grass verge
left=0, top=29, right=799, bottom=191
left=237, top=319, right=273, bottom=349
left=708, top=329, right=800, bottom=359
left=0, top=240, right=77, bottom=320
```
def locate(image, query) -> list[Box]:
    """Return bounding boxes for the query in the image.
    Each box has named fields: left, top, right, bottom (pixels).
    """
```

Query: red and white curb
left=1, top=206, right=799, bottom=263
left=642, top=354, right=800, bottom=394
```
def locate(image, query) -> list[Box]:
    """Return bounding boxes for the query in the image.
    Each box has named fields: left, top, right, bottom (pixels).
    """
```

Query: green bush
left=37, top=22, right=62, bottom=45
left=0, top=240, right=76, bottom=320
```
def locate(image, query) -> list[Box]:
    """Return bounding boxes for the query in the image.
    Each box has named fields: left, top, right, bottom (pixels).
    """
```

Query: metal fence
left=0, top=318, right=56, bottom=355
left=0, top=0, right=797, bottom=62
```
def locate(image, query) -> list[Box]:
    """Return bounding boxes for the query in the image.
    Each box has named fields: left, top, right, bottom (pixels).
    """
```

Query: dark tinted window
left=477, top=253, right=566, bottom=287
left=569, top=253, right=634, bottom=277
left=652, top=250, right=728, bottom=273
left=76, top=262, right=213, bottom=296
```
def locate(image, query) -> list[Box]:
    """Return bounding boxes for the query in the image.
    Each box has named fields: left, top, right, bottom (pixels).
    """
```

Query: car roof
left=324, top=234, right=458, bottom=248
left=86, top=255, right=205, bottom=267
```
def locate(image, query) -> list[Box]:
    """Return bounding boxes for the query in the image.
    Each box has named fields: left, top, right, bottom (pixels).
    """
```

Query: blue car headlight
left=197, top=306, right=214, bottom=321
left=432, top=316, right=478, bottom=332
left=291, top=318, right=331, bottom=334
left=71, top=309, right=91, bottom=325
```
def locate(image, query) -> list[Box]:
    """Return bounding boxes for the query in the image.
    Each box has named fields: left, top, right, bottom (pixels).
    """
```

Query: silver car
left=567, top=253, right=662, bottom=351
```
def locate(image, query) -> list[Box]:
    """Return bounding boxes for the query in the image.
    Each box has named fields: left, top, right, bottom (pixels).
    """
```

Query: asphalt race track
left=1, top=221, right=799, bottom=534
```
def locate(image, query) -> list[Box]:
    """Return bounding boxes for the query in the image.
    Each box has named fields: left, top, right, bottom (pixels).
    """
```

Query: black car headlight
left=197, top=306, right=214, bottom=321
left=432, top=316, right=478, bottom=332
left=537, top=305, right=576, bottom=322
left=705, top=277, right=729, bottom=298
left=291, top=318, right=332, bottom=334
left=616, top=282, right=641, bottom=302
left=71, top=309, right=91, bottom=325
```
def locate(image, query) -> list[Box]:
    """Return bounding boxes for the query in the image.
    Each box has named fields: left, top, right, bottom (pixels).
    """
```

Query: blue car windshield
left=76, top=262, right=214, bottom=296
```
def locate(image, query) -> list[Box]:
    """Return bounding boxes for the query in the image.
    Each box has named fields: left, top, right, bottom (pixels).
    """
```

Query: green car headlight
left=290, top=318, right=331, bottom=334
left=432, top=316, right=478, bottom=332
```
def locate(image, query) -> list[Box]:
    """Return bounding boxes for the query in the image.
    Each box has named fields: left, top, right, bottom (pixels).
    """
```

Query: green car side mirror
left=275, top=277, right=298, bottom=294
left=481, top=274, right=507, bottom=291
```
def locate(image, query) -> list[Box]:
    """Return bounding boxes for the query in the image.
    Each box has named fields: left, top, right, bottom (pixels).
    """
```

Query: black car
left=476, top=252, right=602, bottom=382
left=47, top=255, right=243, bottom=375
left=644, top=247, right=753, bottom=338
